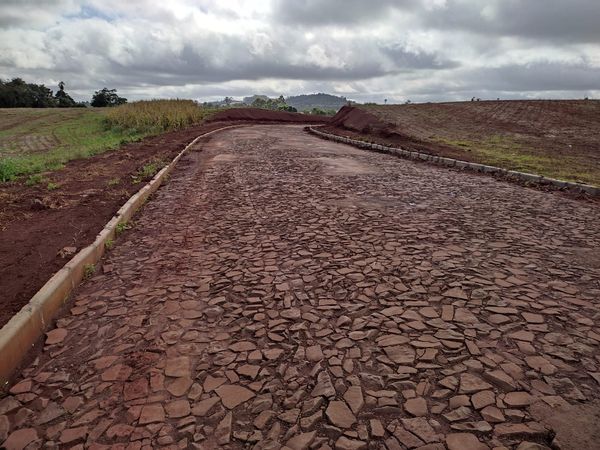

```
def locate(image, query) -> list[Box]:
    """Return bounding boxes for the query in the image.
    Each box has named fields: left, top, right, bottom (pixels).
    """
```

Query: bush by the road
left=104, top=99, right=214, bottom=133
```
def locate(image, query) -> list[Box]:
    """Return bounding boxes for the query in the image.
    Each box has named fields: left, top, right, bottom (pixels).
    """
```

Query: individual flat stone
left=216, top=412, right=232, bottom=445
left=191, top=397, right=220, bottom=416
left=446, top=433, right=489, bottom=450
left=504, top=392, right=534, bottom=407
left=335, top=436, right=368, bottom=450
left=443, top=287, right=468, bottom=300
left=2, top=428, right=39, bottom=450
left=46, top=328, right=68, bottom=345
left=459, top=373, right=493, bottom=394
left=165, top=356, right=190, bottom=378
left=343, top=386, right=364, bottom=415
left=401, top=418, right=439, bottom=443
left=139, top=404, right=165, bottom=425
left=311, top=371, right=336, bottom=398
left=306, top=345, right=324, bottom=362
left=404, top=397, right=428, bottom=417
left=286, top=431, right=317, bottom=450
left=522, top=312, right=544, bottom=324
left=166, top=377, right=193, bottom=397
left=384, top=345, right=415, bottom=365
left=215, top=385, right=256, bottom=409
left=325, top=401, right=356, bottom=428
left=471, top=390, right=495, bottom=410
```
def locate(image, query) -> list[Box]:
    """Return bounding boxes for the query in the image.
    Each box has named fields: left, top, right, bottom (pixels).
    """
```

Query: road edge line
left=306, top=127, right=599, bottom=197
left=0, top=125, right=239, bottom=386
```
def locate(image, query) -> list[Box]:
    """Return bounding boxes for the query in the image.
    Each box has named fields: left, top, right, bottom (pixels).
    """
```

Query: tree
left=55, top=81, right=77, bottom=107
left=0, top=78, right=57, bottom=107
left=91, top=88, right=127, bottom=107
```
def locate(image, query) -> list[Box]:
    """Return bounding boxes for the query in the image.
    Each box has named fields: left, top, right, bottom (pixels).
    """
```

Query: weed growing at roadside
left=83, top=263, right=95, bottom=279
left=47, top=182, right=59, bottom=190
left=115, top=221, right=131, bottom=236
left=26, top=174, right=45, bottom=186
left=132, top=160, right=166, bottom=183
left=105, top=239, right=114, bottom=250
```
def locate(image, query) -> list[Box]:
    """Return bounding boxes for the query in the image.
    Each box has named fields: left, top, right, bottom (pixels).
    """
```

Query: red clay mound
left=329, top=106, right=421, bottom=143
left=210, top=107, right=328, bottom=124
left=330, top=105, right=391, bottom=134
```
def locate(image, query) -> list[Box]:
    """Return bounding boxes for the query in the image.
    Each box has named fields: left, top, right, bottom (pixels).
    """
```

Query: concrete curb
left=307, top=127, right=600, bottom=196
left=0, top=125, right=238, bottom=386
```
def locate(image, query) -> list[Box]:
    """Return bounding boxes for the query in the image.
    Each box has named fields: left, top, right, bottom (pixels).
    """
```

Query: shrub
left=105, top=99, right=213, bottom=134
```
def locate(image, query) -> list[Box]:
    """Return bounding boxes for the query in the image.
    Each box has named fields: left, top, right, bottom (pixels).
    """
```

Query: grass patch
left=132, top=159, right=167, bottom=183
left=0, top=100, right=214, bottom=183
left=25, top=173, right=45, bottom=186
left=0, top=109, right=147, bottom=181
left=83, top=263, right=95, bottom=279
left=434, top=135, right=597, bottom=185
left=115, top=221, right=131, bottom=236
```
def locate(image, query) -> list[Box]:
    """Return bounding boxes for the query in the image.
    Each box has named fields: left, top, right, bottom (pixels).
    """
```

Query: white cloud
left=0, top=0, right=598, bottom=102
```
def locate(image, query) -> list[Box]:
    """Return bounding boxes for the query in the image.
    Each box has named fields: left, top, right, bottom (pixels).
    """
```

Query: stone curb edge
left=0, top=125, right=239, bottom=386
left=307, top=127, right=600, bottom=196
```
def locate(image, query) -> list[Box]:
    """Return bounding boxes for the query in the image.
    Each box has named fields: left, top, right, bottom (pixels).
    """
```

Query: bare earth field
left=2, top=125, right=599, bottom=449
left=323, top=100, right=600, bottom=186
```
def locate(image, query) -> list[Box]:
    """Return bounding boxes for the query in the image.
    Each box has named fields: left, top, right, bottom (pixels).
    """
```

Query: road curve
left=2, top=125, right=600, bottom=449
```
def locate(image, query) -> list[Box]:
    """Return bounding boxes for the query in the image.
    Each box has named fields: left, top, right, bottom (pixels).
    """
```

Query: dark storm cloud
left=465, top=62, right=600, bottom=92
left=380, top=44, right=459, bottom=70
left=423, top=0, right=600, bottom=43
left=271, top=0, right=415, bottom=26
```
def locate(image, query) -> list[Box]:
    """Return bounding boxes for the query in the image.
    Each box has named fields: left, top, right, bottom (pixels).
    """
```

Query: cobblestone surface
left=2, top=125, right=600, bottom=449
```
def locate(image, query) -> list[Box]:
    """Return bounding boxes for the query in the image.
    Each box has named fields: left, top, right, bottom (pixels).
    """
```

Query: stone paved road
left=2, top=125, right=600, bottom=450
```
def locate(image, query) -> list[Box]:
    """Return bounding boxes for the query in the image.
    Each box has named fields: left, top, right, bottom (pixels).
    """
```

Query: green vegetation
left=46, top=181, right=59, bottom=190
left=249, top=95, right=297, bottom=112
left=434, top=135, right=595, bottom=185
left=0, top=78, right=84, bottom=108
left=25, top=173, right=45, bottom=186
left=105, top=99, right=213, bottom=133
left=115, top=221, right=131, bottom=235
left=1, top=99, right=213, bottom=182
left=132, top=159, right=167, bottom=183
left=91, top=88, right=127, bottom=107
left=304, top=107, right=337, bottom=116
left=83, top=263, right=95, bottom=279
left=0, top=109, right=147, bottom=181
left=105, top=239, right=114, bottom=250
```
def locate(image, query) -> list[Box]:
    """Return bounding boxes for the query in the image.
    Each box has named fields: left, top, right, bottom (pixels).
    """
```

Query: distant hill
left=286, top=93, right=350, bottom=112
left=242, top=95, right=269, bottom=104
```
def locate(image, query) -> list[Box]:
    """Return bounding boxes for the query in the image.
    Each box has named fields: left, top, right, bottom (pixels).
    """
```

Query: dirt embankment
left=210, top=107, right=328, bottom=124
left=0, top=111, right=324, bottom=328
left=322, top=105, right=474, bottom=160
left=320, top=101, right=600, bottom=185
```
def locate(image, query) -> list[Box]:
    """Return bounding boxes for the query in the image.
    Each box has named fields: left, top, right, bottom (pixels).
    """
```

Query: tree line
left=0, top=78, right=127, bottom=108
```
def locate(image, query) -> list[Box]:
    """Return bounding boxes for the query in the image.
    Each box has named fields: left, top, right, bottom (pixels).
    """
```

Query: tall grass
left=105, top=99, right=214, bottom=133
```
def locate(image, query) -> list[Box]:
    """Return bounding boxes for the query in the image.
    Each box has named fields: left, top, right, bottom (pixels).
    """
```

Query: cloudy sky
left=1, top=0, right=599, bottom=103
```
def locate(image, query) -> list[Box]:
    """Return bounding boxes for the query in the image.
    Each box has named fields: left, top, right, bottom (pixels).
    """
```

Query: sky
left=1, top=0, right=599, bottom=103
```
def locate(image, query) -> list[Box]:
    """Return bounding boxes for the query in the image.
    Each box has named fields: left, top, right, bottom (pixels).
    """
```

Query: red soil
left=210, top=107, right=328, bottom=124
left=0, top=111, right=325, bottom=328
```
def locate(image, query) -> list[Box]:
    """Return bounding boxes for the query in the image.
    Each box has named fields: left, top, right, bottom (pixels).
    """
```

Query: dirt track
left=2, top=125, right=600, bottom=449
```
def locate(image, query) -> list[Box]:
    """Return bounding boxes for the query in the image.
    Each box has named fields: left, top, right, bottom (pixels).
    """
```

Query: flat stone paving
left=2, top=125, right=600, bottom=450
